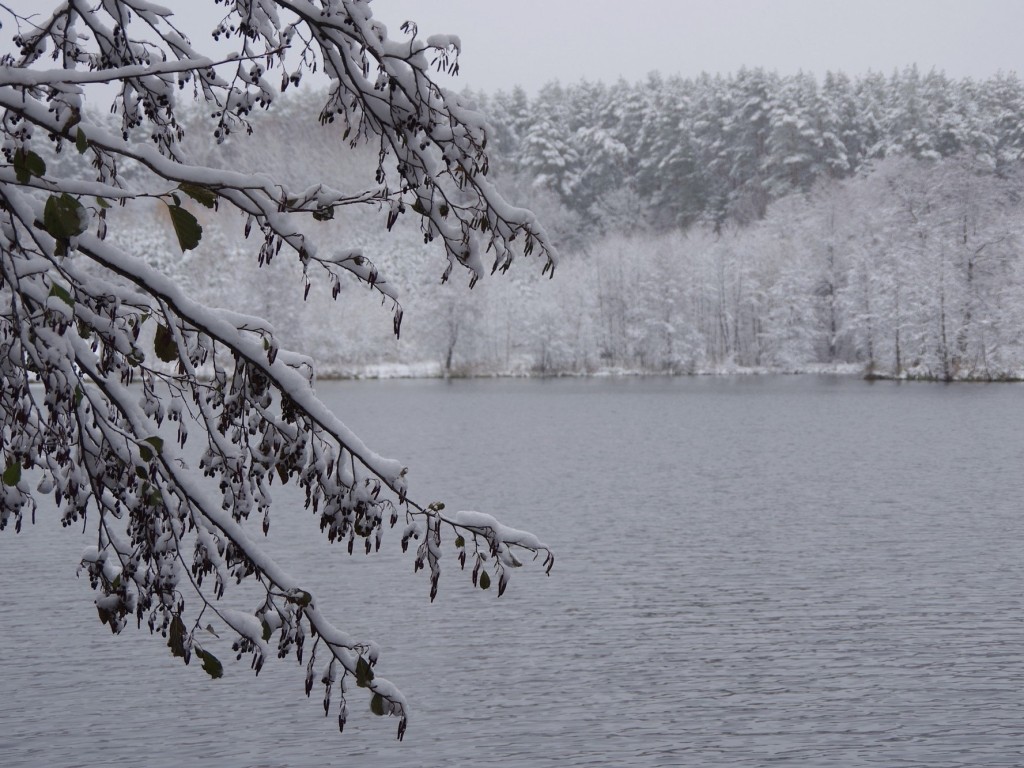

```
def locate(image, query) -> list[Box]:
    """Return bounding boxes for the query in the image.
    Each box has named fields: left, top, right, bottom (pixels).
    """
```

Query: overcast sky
left=2, top=1, right=1021, bottom=93
left=370, top=0, right=1024, bottom=92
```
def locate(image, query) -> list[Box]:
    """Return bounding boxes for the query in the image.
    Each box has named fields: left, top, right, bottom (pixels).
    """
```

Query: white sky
left=1, top=1, right=1021, bottom=92
left=370, top=0, right=1024, bottom=92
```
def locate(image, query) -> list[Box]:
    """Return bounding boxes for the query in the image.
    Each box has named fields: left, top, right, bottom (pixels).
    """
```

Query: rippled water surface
left=2, top=376, right=1022, bottom=767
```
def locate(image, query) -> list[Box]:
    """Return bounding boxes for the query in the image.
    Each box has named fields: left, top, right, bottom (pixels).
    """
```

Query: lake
left=1, top=376, right=1022, bottom=767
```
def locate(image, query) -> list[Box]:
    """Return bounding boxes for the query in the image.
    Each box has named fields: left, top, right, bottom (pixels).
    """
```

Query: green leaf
left=74, top=386, right=83, bottom=407
left=143, top=436, right=164, bottom=456
left=179, top=183, right=217, bottom=209
left=2, top=460, right=21, bottom=487
left=154, top=323, right=177, bottom=363
left=261, top=619, right=272, bottom=642
left=369, top=693, right=386, bottom=716
left=75, top=128, right=88, bottom=154
left=167, top=615, right=187, bottom=659
left=48, top=283, right=74, bottom=308
left=197, top=648, right=224, bottom=679
left=137, top=437, right=163, bottom=464
left=43, top=193, right=88, bottom=241
left=13, top=149, right=45, bottom=184
left=312, top=206, right=334, bottom=221
left=167, top=204, right=203, bottom=251
left=355, top=656, right=374, bottom=688
left=94, top=196, right=111, bottom=209
left=479, top=571, right=491, bottom=590
left=454, top=536, right=465, bottom=548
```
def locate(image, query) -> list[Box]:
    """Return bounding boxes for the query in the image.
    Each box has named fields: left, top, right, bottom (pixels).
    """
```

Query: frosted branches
left=0, top=0, right=554, bottom=739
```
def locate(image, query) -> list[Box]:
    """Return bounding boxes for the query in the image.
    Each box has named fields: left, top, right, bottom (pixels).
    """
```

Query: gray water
left=1, top=376, right=1022, bottom=767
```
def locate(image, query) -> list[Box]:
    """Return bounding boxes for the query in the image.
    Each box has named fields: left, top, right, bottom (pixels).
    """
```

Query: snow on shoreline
left=309, top=360, right=1024, bottom=382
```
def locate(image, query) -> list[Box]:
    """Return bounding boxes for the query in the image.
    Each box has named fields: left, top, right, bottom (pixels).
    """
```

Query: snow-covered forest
left=120, top=66, right=1024, bottom=380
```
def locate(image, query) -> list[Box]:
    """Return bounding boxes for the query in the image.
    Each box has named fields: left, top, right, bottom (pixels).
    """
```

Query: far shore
left=311, top=361, right=1024, bottom=383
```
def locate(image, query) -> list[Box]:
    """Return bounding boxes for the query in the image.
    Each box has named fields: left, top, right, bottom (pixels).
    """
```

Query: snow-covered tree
left=764, top=72, right=825, bottom=198
left=516, top=83, right=580, bottom=204
left=981, top=71, right=1024, bottom=173
left=0, top=0, right=556, bottom=740
left=633, top=74, right=704, bottom=231
left=484, top=85, right=531, bottom=167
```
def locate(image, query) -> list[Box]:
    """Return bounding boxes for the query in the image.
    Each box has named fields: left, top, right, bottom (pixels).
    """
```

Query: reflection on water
left=1, top=376, right=1022, bottom=767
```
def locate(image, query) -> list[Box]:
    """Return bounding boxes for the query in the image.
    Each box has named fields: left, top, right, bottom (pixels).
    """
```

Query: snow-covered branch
left=0, top=0, right=554, bottom=740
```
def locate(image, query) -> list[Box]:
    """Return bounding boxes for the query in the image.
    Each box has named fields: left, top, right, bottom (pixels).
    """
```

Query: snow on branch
left=0, top=0, right=554, bottom=740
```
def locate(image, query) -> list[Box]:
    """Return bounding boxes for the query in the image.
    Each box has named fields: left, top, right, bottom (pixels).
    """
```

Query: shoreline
left=310, top=361, right=1024, bottom=383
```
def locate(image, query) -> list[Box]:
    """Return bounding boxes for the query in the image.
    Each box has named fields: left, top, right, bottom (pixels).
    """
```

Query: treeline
left=532, top=156, right=1024, bottom=379
left=96, top=68, right=1024, bottom=381
left=468, top=66, right=1024, bottom=236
